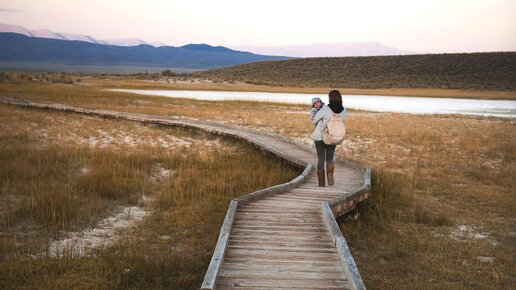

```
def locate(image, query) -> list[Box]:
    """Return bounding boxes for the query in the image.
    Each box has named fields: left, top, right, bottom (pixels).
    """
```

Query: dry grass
left=88, top=76, right=516, bottom=100
left=0, top=104, right=299, bottom=289
left=3, top=73, right=516, bottom=99
left=337, top=114, right=515, bottom=289
left=0, top=79, right=514, bottom=289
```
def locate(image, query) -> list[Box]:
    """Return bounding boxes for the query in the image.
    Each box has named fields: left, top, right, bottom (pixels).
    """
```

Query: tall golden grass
left=0, top=104, right=299, bottom=289
left=1, top=78, right=514, bottom=289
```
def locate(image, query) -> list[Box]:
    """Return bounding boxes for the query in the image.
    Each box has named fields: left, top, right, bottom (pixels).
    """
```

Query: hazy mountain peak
left=0, top=23, right=32, bottom=36
left=0, top=22, right=413, bottom=57
left=0, top=22, right=163, bottom=47
left=103, top=37, right=165, bottom=47
left=228, top=42, right=415, bottom=57
left=180, top=43, right=235, bottom=52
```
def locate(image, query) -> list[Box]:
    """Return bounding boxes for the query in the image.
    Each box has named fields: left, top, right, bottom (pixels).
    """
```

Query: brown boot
left=317, top=170, right=325, bottom=187
left=326, top=163, right=335, bottom=186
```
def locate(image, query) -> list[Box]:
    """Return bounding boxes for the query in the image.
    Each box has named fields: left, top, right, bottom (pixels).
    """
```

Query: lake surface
left=111, top=89, right=516, bottom=118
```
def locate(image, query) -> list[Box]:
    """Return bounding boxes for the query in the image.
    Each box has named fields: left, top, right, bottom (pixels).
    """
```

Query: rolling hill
left=0, top=32, right=289, bottom=71
left=193, top=52, right=516, bottom=91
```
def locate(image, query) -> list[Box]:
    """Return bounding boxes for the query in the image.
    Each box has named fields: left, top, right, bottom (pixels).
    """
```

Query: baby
left=310, top=97, right=325, bottom=121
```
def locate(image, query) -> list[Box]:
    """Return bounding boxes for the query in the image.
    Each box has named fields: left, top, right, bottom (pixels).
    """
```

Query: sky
left=0, top=0, right=515, bottom=53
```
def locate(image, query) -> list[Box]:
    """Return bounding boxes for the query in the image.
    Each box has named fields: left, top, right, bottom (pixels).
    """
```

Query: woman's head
left=328, top=90, right=342, bottom=104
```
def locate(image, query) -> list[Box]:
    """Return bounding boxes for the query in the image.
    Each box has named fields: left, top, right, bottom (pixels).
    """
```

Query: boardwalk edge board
left=330, top=168, right=372, bottom=218
left=201, top=163, right=312, bottom=289
left=0, top=96, right=371, bottom=289
left=235, top=164, right=313, bottom=204
left=201, top=200, right=239, bottom=289
left=322, top=203, right=366, bottom=290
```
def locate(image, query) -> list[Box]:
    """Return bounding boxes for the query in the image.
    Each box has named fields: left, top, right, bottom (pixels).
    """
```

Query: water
left=110, top=89, right=516, bottom=118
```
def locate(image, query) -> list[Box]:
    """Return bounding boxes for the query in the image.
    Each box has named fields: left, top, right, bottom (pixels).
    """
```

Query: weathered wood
left=219, top=269, right=347, bottom=280
left=222, top=257, right=342, bottom=267
left=364, top=168, right=371, bottom=187
left=216, top=276, right=350, bottom=289
left=235, top=163, right=312, bottom=205
left=0, top=96, right=371, bottom=290
left=330, top=186, right=372, bottom=218
left=201, top=200, right=239, bottom=289
left=322, top=203, right=366, bottom=290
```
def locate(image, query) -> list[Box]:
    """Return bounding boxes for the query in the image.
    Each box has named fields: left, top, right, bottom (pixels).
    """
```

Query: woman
left=311, top=90, right=346, bottom=187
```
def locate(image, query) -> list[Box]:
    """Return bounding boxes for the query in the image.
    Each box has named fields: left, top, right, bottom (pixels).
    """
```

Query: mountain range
left=228, top=42, right=415, bottom=57
left=0, top=23, right=414, bottom=57
left=0, top=32, right=289, bottom=72
left=0, top=23, right=165, bottom=47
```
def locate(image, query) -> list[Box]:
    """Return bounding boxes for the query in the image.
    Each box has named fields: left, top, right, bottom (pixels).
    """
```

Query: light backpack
left=322, top=113, right=346, bottom=145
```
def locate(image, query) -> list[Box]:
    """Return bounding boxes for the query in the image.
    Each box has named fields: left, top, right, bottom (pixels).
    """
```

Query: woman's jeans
left=314, top=140, right=336, bottom=171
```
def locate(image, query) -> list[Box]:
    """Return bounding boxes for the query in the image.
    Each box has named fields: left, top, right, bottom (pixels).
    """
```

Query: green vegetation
left=193, top=52, right=516, bottom=90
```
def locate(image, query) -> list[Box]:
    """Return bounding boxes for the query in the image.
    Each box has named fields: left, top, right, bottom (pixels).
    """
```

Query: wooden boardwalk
left=0, top=96, right=371, bottom=290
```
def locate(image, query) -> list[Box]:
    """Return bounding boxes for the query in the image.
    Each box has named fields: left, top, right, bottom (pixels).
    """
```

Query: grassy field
left=0, top=104, right=299, bottom=289
left=192, top=52, right=516, bottom=91
left=0, top=78, right=514, bottom=289
left=3, top=71, right=516, bottom=100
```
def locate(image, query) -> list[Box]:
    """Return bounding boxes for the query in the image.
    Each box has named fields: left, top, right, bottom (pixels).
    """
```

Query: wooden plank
left=290, top=188, right=350, bottom=194
left=231, top=222, right=326, bottom=230
left=281, top=193, right=344, bottom=200
left=321, top=203, right=340, bottom=245
left=336, top=237, right=367, bottom=290
left=232, top=218, right=319, bottom=225
left=321, top=203, right=366, bottom=290
left=219, top=269, right=347, bottom=280
left=270, top=194, right=332, bottom=200
left=268, top=196, right=331, bottom=203
left=227, top=244, right=338, bottom=254
left=277, top=192, right=336, bottom=198
left=221, top=263, right=342, bottom=273
left=229, top=229, right=329, bottom=236
left=236, top=207, right=319, bottom=214
left=227, top=233, right=331, bottom=242
left=216, top=277, right=350, bottom=289
left=224, top=248, right=339, bottom=259
left=227, top=240, right=333, bottom=249
left=281, top=194, right=344, bottom=201
left=201, top=200, right=238, bottom=289
left=250, top=199, right=318, bottom=206
left=232, top=221, right=325, bottom=228
left=248, top=201, right=318, bottom=209
left=234, top=165, right=313, bottom=204
left=330, top=186, right=371, bottom=218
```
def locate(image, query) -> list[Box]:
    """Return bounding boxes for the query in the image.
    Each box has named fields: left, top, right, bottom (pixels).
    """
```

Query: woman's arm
left=312, top=106, right=326, bottom=125
left=310, top=108, right=317, bottom=121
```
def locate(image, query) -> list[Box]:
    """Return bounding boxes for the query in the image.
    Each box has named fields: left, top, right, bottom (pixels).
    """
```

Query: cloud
left=0, top=8, right=20, bottom=13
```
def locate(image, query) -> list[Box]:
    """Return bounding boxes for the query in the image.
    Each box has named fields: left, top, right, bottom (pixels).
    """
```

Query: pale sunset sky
left=0, top=0, right=515, bottom=53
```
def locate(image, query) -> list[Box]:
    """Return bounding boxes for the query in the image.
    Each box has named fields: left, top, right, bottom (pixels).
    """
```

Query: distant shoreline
left=98, top=78, right=516, bottom=101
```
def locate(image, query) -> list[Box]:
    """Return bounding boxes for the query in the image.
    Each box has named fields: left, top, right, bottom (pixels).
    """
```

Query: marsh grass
left=1, top=79, right=515, bottom=289
left=0, top=104, right=299, bottom=289
left=336, top=114, right=515, bottom=289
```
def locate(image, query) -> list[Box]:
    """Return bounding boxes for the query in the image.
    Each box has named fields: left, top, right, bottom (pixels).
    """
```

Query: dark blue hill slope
left=0, top=33, right=289, bottom=70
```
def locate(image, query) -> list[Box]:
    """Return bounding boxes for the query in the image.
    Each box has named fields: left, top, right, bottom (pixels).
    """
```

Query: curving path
left=0, top=96, right=371, bottom=290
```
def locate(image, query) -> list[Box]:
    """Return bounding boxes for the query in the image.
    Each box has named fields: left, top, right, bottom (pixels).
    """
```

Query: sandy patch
left=48, top=205, right=149, bottom=258
left=449, top=224, right=499, bottom=246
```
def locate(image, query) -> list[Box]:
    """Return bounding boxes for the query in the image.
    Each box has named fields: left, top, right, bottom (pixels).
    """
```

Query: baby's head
left=311, top=97, right=323, bottom=109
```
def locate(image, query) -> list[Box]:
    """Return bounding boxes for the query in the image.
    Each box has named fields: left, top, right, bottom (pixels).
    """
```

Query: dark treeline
left=192, top=52, right=516, bottom=90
